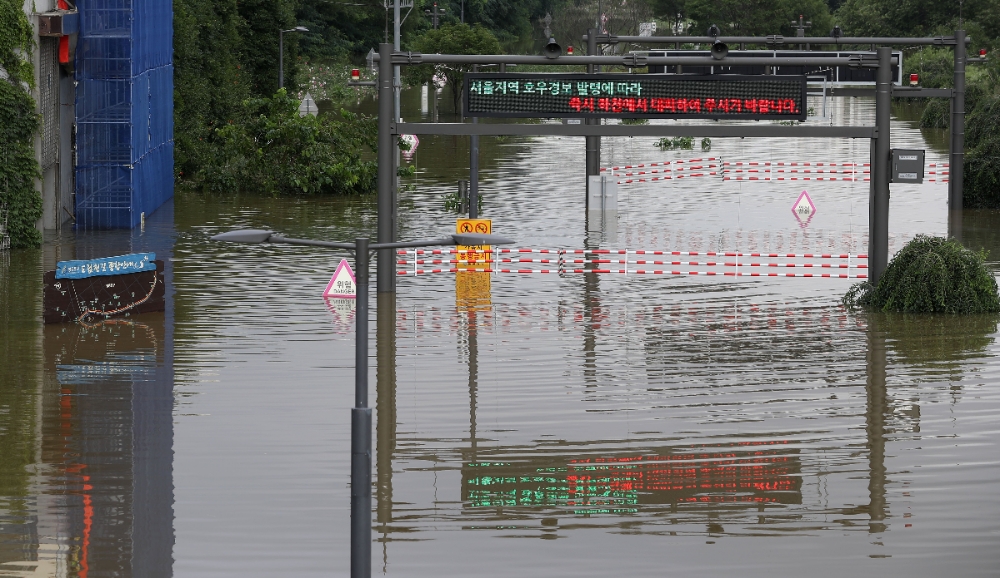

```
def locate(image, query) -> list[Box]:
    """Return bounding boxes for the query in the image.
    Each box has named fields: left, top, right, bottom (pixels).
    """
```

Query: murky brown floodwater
left=2, top=89, right=1000, bottom=577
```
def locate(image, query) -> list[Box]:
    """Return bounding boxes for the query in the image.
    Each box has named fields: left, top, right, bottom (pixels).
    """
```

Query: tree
left=238, top=0, right=299, bottom=96
left=173, top=0, right=248, bottom=178
left=686, top=0, right=832, bottom=38
left=0, top=0, right=41, bottom=248
left=408, top=23, right=503, bottom=110
left=197, top=90, right=380, bottom=196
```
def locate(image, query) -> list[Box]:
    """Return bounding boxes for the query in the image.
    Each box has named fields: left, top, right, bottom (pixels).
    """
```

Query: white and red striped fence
left=397, top=248, right=868, bottom=279
left=599, top=157, right=949, bottom=184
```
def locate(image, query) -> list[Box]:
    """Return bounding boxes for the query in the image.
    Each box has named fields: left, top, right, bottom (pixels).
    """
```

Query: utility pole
left=425, top=2, right=444, bottom=29
left=392, top=0, right=404, bottom=123
left=791, top=14, right=811, bottom=50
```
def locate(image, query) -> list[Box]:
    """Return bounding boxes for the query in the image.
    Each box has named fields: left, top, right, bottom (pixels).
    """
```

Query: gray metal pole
left=279, top=30, right=284, bottom=90
left=376, top=292, right=397, bottom=532
left=950, top=29, right=966, bottom=219
left=393, top=0, right=402, bottom=122
left=470, top=64, right=480, bottom=219
left=377, top=44, right=396, bottom=293
left=585, top=29, right=601, bottom=210
left=869, top=47, right=892, bottom=285
left=351, top=237, right=372, bottom=578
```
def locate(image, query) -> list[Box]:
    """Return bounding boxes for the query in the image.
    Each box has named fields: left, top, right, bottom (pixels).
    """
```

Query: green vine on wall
left=0, top=0, right=42, bottom=249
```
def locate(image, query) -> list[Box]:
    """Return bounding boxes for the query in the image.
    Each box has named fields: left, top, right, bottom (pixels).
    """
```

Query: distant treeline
left=173, top=0, right=1000, bottom=201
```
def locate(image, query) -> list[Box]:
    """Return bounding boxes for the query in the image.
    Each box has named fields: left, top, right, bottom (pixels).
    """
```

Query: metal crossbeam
left=378, top=53, right=896, bottom=67
left=582, top=34, right=969, bottom=46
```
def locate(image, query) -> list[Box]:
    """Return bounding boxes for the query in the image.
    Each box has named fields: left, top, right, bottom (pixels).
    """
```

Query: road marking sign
left=792, top=190, right=816, bottom=226
left=324, top=259, right=357, bottom=298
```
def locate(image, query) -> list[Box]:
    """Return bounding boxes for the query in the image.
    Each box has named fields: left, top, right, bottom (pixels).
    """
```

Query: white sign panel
left=324, top=259, right=357, bottom=298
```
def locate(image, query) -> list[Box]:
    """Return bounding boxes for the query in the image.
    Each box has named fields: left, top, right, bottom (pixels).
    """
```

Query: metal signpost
left=210, top=229, right=513, bottom=578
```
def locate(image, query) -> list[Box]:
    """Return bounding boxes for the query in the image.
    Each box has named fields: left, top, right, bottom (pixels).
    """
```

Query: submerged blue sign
left=55, top=253, right=157, bottom=279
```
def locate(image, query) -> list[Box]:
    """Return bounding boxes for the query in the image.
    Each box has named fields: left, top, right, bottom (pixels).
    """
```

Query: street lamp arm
left=212, top=229, right=515, bottom=250
left=268, top=235, right=357, bottom=250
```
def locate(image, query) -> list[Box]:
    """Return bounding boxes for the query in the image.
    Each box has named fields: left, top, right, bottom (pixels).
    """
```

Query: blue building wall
left=75, top=0, right=173, bottom=229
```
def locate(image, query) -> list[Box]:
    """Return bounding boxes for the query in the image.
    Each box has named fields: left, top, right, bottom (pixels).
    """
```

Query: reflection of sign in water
left=324, top=296, right=357, bottom=331
left=791, top=190, right=816, bottom=227
left=324, top=259, right=357, bottom=298
left=456, top=219, right=492, bottom=309
left=463, top=441, right=801, bottom=515
left=55, top=252, right=156, bottom=279
left=43, top=260, right=166, bottom=324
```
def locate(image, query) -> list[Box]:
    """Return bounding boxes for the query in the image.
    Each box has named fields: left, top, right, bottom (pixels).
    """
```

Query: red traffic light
left=351, top=68, right=360, bottom=81
left=909, top=73, right=919, bottom=86
left=567, top=46, right=574, bottom=55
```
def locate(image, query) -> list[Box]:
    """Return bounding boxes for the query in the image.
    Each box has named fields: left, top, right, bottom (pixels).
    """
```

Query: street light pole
left=210, top=229, right=513, bottom=578
left=351, top=237, right=371, bottom=578
left=279, top=26, right=309, bottom=91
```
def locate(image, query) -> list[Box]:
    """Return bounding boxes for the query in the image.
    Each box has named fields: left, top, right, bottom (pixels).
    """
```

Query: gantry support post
left=869, top=47, right=892, bottom=285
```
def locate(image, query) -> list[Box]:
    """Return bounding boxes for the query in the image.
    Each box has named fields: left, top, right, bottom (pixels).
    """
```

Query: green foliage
left=655, top=136, right=694, bottom=149
left=919, top=97, right=950, bottom=128
left=443, top=189, right=484, bottom=213
left=0, top=0, right=33, bottom=85
left=0, top=0, right=41, bottom=249
left=297, top=60, right=375, bottom=103
left=843, top=235, right=1000, bottom=314
left=836, top=0, right=998, bottom=41
left=964, top=92, right=1000, bottom=208
left=701, top=137, right=712, bottom=151
left=620, top=117, right=649, bottom=125
left=173, top=0, right=248, bottom=179
left=685, top=0, right=832, bottom=37
left=296, top=0, right=389, bottom=62
left=195, top=90, right=379, bottom=196
left=238, top=0, right=299, bottom=96
left=407, top=23, right=503, bottom=109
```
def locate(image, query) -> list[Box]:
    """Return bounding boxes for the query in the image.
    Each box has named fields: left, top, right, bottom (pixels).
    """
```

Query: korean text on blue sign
left=55, top=253, right=157, bottom=279
left=464, top=73, right=807, bottom=121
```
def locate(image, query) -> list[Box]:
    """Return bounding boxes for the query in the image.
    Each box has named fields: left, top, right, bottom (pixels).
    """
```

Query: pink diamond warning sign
left=791, top=190, right=816, bottom=227
left=324, top=259, right=357, bottom=298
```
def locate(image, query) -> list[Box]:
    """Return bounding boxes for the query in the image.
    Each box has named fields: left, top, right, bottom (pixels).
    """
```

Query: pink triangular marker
left=324, top=259, right=357, bottom=298
left=791, top=190, right=817, bottom=227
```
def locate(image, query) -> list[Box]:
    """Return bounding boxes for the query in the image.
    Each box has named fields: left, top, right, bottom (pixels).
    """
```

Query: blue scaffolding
left=75, top=0, right=173, bottom=229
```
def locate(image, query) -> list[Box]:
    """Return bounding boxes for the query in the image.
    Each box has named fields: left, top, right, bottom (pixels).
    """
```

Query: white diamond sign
left=791, top=190, right=816, bottom=227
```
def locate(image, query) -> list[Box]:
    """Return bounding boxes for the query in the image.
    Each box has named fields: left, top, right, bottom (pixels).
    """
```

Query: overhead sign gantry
left=370, top=31, right=975, bottom=299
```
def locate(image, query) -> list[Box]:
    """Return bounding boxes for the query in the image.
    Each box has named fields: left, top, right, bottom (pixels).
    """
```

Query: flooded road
left=2, top=91, right=1000, bottom=576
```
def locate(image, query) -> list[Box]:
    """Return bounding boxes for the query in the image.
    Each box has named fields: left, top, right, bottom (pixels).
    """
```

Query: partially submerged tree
left=844, top=235, right=1000, bottom=314
left=407, top=23, right=502, bottom=112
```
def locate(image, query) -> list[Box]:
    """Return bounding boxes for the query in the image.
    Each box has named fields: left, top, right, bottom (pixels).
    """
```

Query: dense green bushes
left=844, top=236, right=1000, bottom=314
left=0, top=0, right=41, bottom=249
left=194, top=90, right=378, bottom=196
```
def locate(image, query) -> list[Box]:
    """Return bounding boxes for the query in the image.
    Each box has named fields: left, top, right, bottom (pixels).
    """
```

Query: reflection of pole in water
left=865, top=316, right=889, bottom=534
left=948, top=209, right=963, bottom=245
left=376, top=292, right=397, bottom=568
left=582, top=222, right=601, bottom=387
left=467, top=310, right=479, bottom=459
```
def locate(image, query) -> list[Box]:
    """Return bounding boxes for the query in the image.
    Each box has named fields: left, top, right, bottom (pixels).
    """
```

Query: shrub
left=843, top=235, right=1000, bottom=314
left=196, top=90, right=379, bottom=196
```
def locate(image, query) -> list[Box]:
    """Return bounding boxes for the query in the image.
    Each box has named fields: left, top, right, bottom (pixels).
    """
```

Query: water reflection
left=0, top=205, right=175, bottom=577
left=42, top=316, right=174, bottom=576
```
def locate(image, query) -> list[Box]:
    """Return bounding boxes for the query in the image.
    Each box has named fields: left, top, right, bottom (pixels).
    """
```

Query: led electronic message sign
left=464, top=73, right=808, bottom=121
